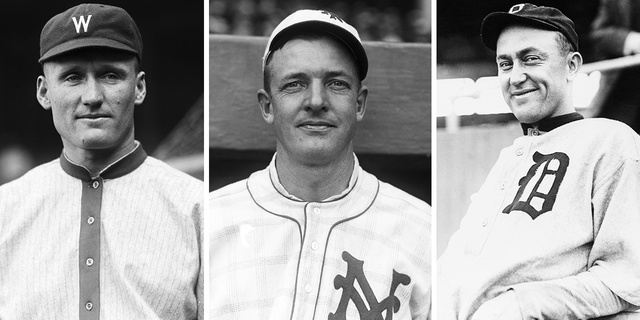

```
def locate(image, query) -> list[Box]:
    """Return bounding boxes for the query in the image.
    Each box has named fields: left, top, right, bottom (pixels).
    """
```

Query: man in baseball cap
left=209, top=9, right=431, bottom=319
left=438, top=3, right=640, bottom=319
left=0, top=4, right=203, bottom=319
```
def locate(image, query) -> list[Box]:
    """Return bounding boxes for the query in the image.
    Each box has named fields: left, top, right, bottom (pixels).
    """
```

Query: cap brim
left=481, top=12, right=559, bottom=51
left=268, top=20, right=368, bottom=80
left=39, top=38, right=138, bottom=63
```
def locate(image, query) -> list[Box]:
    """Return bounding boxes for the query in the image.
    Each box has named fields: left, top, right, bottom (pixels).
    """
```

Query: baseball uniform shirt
left=438, top=114, right=640, bottom=319
left=0, top=142, right=204, bottom=319
left=209, top=154, right=431, bottom=320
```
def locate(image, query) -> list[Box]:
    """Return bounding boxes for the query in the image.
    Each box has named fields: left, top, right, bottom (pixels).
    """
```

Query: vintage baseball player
left=209, top=9, right=431, bottom=320
left=438, top=4, right=640, bottom=320
left=0, top=4, right=203, bottom=319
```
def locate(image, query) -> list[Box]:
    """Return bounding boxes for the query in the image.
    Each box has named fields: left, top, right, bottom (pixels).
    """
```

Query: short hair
left=263, top=30, right=361, bottom=93
left=555, top=31, right=574, bottom=56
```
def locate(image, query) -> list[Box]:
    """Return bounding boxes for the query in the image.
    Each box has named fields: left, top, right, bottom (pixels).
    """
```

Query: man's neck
left=275, top=149, right=355, bottom=202
left=63, top=139, right=137, bottom=178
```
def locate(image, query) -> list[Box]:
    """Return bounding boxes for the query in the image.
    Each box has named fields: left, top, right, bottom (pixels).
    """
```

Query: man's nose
left=81, top=76, right=104, bottom=107
left=305, top=81, right=328, bottom=112
left=509, top=63, right=527, bottom=86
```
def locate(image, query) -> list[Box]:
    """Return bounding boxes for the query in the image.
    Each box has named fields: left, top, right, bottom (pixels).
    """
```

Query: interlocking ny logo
left=72, top=15, right=92, bottom=33
left=503, top=151, right=569, bottom=220
left=329, top=251, right=411, bottom=320
left=320, top=10, right=345, bottom=23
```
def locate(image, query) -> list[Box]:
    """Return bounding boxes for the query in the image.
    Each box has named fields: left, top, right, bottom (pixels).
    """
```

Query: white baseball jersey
left=209, top=154, right=431, bottom=320
left=438, top=115, right=640, bottom=319
left=0, top=142, right=204, bottom=319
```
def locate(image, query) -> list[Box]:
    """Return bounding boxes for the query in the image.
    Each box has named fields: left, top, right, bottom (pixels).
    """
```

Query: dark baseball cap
left=481, top=3, right=578, bottom=51
left=262, top=9, right=368, bottom=80
left=39, top=3, right=142, bottom=63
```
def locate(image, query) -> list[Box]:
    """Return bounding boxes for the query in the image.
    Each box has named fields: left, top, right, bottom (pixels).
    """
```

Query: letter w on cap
left=72, top=15, right=92, bottom=33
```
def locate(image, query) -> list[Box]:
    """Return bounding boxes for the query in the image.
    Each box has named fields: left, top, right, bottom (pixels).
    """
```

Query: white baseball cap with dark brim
left=262, top=9, right=368, bottom=80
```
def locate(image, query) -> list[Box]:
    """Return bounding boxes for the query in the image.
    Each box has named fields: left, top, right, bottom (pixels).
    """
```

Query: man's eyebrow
left=496, top=47, right=549, bottom=61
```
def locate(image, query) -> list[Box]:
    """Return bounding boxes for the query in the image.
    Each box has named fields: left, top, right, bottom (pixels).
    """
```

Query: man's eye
left=284, top=81, right=303, bottom=89
left=329, top=80, right=348, bottom=88
left=524, top=56, right=540, bottom=63
left=103, top=73, right=120, bottom=81
left=64, top=75, right=82, bottom=83
left=498, top=61, right=512, bottom=70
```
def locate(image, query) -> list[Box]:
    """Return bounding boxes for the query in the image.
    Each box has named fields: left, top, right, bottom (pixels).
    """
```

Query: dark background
left=0, top=1, right=204, bottom=171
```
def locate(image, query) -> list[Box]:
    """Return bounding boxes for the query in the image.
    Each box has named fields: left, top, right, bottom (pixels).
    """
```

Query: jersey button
left=87, top=216, right=95, bottom=225
left=305, top=284, right=312, bottom=293
left=516, top=149, right=524, bottom=156
left=311, top=241, right=319, bottom=250
left=86, top=258, right=94, bottom=267
left=481, top=219, right=489, bottom=227
left=92, top=180, right=100, bottom=188
left=85, top=302, right=93, bottom=311
left=313, top=207, right=320, bottom=215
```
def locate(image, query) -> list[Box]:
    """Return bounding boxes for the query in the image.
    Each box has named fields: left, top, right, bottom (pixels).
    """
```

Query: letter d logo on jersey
left=72, top=15, right=92, bottom=33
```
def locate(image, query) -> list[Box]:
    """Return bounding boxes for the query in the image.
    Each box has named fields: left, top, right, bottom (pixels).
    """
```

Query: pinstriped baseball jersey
left=209, top=154, right=431, bottom=320
left=438, top=117, right=640, bottom=319
left=0, top=142, right=204, bottom=319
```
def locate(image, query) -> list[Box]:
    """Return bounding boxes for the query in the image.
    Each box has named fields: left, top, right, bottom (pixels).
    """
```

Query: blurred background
left=209, top=0, right=433, bottom=204
left=435, top=0, right=639, bottom=256
left=209, top=0, right=430, bottom=42
left=0, top=1, right=204, bottom=185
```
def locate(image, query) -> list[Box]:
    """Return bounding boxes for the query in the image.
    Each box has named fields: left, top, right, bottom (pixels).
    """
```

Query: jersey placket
left=79, top=177, right=103, bottom=319
left=293, top=202, right=327, bottom=319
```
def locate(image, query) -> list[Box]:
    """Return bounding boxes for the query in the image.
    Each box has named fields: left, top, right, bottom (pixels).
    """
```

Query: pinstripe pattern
left=209, top=155, right=431, bottom=320
left=0, top=147, right=203, bottom=319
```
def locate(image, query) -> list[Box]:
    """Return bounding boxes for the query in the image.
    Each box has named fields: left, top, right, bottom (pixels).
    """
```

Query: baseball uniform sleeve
left=509, top=158, right=640, bottom=318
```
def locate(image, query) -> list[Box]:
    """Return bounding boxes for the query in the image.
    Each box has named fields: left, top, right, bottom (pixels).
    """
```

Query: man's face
left=259, top=35, right=367, bottom=164
left=37, top=49, right=145, bottom=155
left=496, top=25, right=572, bottom=124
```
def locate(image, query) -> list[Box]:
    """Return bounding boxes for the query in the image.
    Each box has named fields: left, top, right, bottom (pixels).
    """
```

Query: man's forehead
left=496, top=25, right=558, bottom=53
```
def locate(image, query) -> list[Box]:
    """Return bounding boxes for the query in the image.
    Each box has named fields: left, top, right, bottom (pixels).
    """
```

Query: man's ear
left=257, top=89, right=274, bottom=124
left=356, top=85, right=368, bottom=122
left=566, top=52, right=583, bottom=81
left=36, top=75, right=51, bottom=110
left=135, top=71, right=146, bottom=105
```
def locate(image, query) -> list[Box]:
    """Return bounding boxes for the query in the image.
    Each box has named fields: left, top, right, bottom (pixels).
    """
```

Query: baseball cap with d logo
left=39, top=3, right=143, bottom=63
left=262, top=9, right=369, bottom=80
left=480, top=3, right=578, bottom=52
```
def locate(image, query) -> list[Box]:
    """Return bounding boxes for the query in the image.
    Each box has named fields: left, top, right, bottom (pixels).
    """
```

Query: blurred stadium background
left=0, top=1, right=204, bottom=185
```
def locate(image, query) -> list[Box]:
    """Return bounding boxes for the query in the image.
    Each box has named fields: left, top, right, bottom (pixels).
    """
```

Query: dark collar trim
left=521, top=112, right=584, bottom=135
left=60, top=143, right=147, bottom=181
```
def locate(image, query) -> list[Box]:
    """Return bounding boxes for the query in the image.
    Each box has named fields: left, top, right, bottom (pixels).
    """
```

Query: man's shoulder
left=140, top=156, right=203, bottom=186
left=209, top=178, right=250, bottom=202
left=0, top=158, right=60, bottom=191
left=561, top=118, right=640, bottom=158
left=366, top=171, right=431, bottom=216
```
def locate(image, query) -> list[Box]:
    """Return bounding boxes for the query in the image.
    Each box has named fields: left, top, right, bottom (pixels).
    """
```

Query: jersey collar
left=268, top=152, right=360, bottom=202
left=60, top=141, right=147, bottom=181
left=521, top=112, right=584, bottom=136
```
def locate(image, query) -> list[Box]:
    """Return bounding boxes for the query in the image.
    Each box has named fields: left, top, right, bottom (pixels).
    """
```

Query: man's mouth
left=78, top=113, right=109, bottom=120
left=512, top=88, right=537, bottom=97
left=298, top=121, right=335, bottom=131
